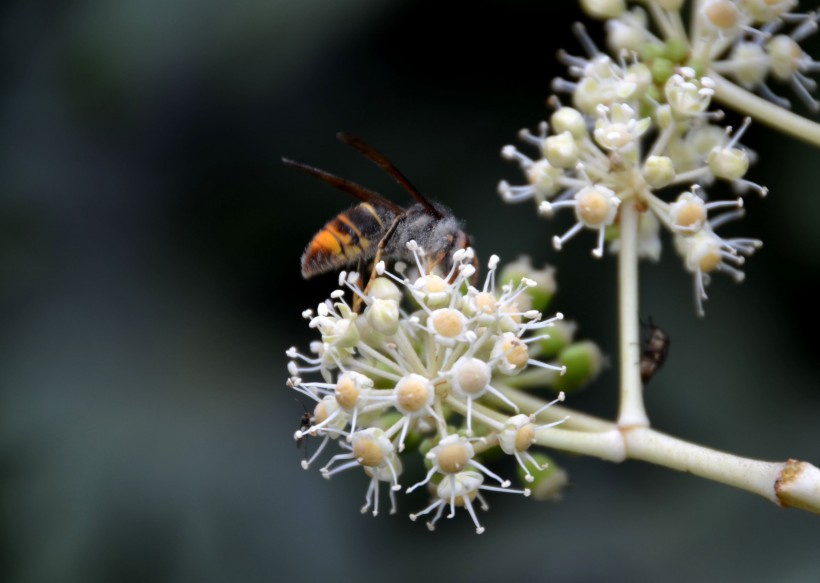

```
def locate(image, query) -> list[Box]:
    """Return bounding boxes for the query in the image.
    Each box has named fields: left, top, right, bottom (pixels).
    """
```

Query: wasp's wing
left=282, top=157, right=404, bottom=214
left=336, top=132, right=443, bottom=219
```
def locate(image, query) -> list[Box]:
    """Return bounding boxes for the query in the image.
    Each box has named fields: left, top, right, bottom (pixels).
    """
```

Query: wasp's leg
left=352, top=257, right=367, bottom=313
left=362, top=215, right=404, bottom=298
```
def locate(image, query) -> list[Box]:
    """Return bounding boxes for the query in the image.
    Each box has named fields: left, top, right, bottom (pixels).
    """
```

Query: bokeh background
left=3, top=1, right=820, bottom=581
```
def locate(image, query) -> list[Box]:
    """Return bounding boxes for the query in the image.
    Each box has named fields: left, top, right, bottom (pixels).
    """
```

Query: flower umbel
left=499, top=15, right=777, bottom=315
left=287, top=244, right=599, bottom=533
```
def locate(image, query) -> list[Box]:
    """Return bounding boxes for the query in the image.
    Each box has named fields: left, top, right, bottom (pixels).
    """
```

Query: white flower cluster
left=595, top=0, right=820, bottom=111
left=497, top=3, right=805, bottom=314
left=287, top=244, right=581, bottom=533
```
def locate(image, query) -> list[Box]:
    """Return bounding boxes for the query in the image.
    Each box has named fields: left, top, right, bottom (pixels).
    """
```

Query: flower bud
left=553, top=341, right=603, bottom=394
left=536, top=320, right=577, bottom=358
left=708, top=147, right=749, bottom=181
left=366, top=298, right=400, bottom=336
left=544, top=131, right=580, bottom=168
left=368, top=277, right=401, bottom=302
left=579, top=0, right=626, bottom=19
left=498, top=256, right=557, bottom=312
left=767, top=35, right=800, bottom=81
left=729, top=42, right=769, bottom=88
left=550, top=107, right=587, bottom=140
left=527, top=159, right=563, bottom=199
left=644, top=155, right=676, bottom=189
left=519, top=453, right=569, bottom=501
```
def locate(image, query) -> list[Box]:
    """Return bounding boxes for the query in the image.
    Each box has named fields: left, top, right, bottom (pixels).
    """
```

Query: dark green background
left=2, top=1, right=820, bottom=582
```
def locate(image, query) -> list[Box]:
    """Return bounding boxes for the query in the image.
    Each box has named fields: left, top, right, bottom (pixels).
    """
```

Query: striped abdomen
left=301, top=202, right=394, bottom=278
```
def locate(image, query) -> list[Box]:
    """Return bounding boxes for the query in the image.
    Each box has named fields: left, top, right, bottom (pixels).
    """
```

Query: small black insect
left=640, top=317, right=670, bottom=385
left=295, top=403, right=314, bottom=451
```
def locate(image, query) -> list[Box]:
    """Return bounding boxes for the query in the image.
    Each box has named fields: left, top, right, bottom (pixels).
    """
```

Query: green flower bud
left=518, top=453, right=569, bottom=501
left=498, top=256, right=557, bottom=312
left=640, top=42, right=665, bottom=62
left=651, top=57, right=676, bottom=85
left=553, top=341, right=604, bottom=394
left=663, top=37, right=689, bottom=64
left=536, top=320, right=577, bottom=358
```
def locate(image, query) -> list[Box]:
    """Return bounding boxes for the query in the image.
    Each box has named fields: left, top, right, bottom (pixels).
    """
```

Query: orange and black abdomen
left=301, top=202, right=393, bottom=278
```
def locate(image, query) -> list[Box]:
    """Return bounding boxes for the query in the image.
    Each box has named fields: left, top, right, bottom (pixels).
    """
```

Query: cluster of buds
left=286, top=244, right=602, bottom=533
left=497, top=4, right=799, bottom=313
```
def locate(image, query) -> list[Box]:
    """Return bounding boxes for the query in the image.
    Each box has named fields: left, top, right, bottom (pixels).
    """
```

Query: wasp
left=283, top=132, right=474, bottom=285
left=640, top=317, right=670, bottom=385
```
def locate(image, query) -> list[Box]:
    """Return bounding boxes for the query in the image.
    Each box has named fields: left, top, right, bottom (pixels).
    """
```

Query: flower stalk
left=526, top=396, right=820, bottom=514
left=616, top=199, right=648, bottom=428
left=710, top=72, right=820, bottom=148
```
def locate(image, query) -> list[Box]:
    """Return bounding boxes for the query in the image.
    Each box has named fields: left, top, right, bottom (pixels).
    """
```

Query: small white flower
left=542, top=182, right=621, bottom=258
left=665, top=71, right=715, bottom=117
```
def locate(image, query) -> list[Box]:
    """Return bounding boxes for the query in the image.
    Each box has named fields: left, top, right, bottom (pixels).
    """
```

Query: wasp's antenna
left=282, top=157, right=403, bottom=214
left=336, top=132, right=443, bottom=219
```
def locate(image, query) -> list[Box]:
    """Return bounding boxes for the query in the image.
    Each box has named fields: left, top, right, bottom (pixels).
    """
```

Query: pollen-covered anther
left=414, top=274, right=451, bottom=308
left=430, top=308, right=467, bottom=339
left=473, top=292, right=497, bottom=314
left=697, top=245, right=722, bottom=273
left=335, top=378, right=360, bottom=410
left=452, top=357, right=491, bottom=396
left=352, top=434, right=387, bottom=467
left=333, top=372, right=373, bottom=414
left=577, top=187, right=617, bottom=227
left=497, top=334, right=529, bottom=371
left=514, top=423, right=537, bottom=452
left=435, top=442, right=473, bottom=474
left=702, top=0, right=740, bottom=32
left=394, top=374, right=434, bottom=414
left=670, top=191, right=707, bottom=234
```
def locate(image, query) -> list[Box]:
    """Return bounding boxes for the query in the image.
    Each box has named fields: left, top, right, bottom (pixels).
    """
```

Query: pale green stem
left=647, top=2, right=677, bottom=41
left=533, top=424, right=820, bottom=514
left=501, top=386, right=615, bottom=433
left=710, top=72, right=820, bottom=148
left=617, top=200, right=649, bottom=428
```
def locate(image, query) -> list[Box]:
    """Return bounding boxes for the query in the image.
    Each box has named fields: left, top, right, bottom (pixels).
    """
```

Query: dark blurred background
left=2, top=1, right=820, bottom=582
